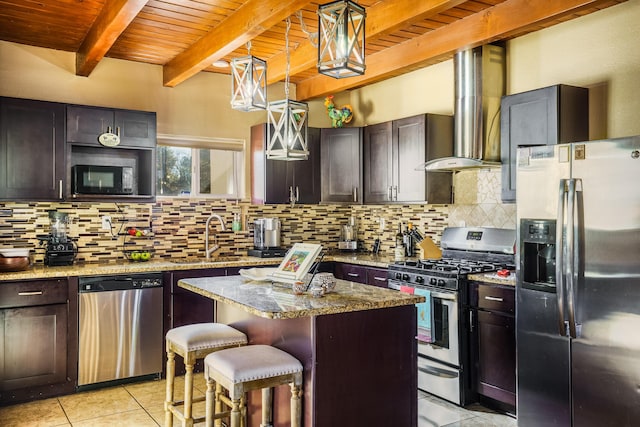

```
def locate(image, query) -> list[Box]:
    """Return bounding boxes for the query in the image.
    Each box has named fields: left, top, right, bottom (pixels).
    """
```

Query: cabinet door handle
left=353, top=187, right=358, bottom=202
left=18, top=291, right=43, bottom=296
left=484, top=296, right=504, bottom=302
left=347, top=272, right=360, bottom=277
left=295, top=186, right=299, bottom=202
left=373, top=276, right=386, bottom=281
left=58, top=180, right=63, bottom=199
left=393, top=185, right=398, bottom=201
left=470, top=310, right=474, bottom=332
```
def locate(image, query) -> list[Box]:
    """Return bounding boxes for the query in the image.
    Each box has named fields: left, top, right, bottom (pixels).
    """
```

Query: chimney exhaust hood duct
left=419, top=44, right=506, bottom=171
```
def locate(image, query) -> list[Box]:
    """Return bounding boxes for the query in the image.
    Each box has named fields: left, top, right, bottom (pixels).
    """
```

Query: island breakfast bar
left=178, top=275, right=425, bottom=427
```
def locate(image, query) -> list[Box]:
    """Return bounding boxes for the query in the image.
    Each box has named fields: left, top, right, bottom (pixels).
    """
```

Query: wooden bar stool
left=165, top=323, right=248, bottom=427
left=204, top=345, right=303, bottom=427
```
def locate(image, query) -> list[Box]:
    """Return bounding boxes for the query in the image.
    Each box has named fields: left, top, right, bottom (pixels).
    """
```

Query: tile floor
left=0, top=376, right=516, bottom=426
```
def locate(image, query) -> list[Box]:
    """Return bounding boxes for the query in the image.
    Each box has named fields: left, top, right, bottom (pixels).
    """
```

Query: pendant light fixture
left=266, top=17, right=309, bottom=161
left=230, top=42, right=267, bottom=111
left=318, top=0, right=366, bottom=78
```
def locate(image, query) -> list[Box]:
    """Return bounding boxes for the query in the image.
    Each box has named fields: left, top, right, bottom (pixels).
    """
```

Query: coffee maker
left=38, top=210, right=77, bottom=266
left=339, top=216, right=358, bottom=251
left=247, top=217, right=286, bottom=258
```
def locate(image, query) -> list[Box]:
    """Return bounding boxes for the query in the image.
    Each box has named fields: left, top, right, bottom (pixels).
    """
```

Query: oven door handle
left=430, top=290, right=457, bottom=301
left=419, top=365, right=458, bottom=379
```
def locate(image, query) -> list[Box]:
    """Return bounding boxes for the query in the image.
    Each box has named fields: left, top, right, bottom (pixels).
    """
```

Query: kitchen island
left=178, top=275, right=424, bottom=427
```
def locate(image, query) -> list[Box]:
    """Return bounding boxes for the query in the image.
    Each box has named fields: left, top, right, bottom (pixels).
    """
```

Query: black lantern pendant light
left=317, top=0, right=366, bottom=78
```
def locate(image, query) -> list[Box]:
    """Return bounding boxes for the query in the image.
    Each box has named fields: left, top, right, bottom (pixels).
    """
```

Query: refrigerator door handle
left=556, top=179, right=568, bottom=336
left=567, top=178, right=581, bottom=338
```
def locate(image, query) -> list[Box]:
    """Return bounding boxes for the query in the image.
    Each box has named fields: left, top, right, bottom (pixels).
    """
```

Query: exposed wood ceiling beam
left=296, top=0, right=614, bottom=100
left=163, top=0, right=314, bottom=88
left=266, top=0, right=467, bottom=85
left=76, top=0, right=149, bottom=77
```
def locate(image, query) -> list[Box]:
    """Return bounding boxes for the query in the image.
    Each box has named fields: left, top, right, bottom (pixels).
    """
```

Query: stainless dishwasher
left=78, top=273, right=163, bottom=387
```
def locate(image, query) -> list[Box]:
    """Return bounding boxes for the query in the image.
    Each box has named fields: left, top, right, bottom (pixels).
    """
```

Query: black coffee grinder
left=38, top=210, right=77, bottom=266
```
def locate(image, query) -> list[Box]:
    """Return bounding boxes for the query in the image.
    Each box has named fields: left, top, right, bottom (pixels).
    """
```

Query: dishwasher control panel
left=79, top=273, right=163, bottom=292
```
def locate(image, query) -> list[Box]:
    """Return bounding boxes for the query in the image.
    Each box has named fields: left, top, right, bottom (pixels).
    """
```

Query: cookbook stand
left=268, top=243, right=322, bottom=286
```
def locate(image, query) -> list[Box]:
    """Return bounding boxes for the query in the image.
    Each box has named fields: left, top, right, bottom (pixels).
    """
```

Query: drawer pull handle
left=347, top=273, right=360, bottom=277
left=484, top=296, right=503, bottom=302
left=18, top=291, right=43, bottom=296
left=373, top=276, right=386, bottom=281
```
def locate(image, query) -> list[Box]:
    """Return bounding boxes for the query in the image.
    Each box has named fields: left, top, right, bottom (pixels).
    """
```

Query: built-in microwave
left=72, top=165, right=134, bottom=195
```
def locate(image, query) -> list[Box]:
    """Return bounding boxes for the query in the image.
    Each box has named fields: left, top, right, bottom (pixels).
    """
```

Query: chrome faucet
left=205, top=214, right=226, bottom=259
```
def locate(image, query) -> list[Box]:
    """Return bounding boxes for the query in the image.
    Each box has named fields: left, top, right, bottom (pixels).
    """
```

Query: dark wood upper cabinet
left=67, top=105, right=156, bottom=148
left=0, top=97, right=66, bottom=201
left=291, top=127, right=321, bottom=204
left=364, top=114, right=453, bottom=204
left=363, top=122, right=393, bottom=203
left=500, top=84, right=589, bottom=202
left=66, top=105, right=156, bottom=202
left=320, top=127, right=363, bottom=204
left=251, top=123, right=321, bottom=204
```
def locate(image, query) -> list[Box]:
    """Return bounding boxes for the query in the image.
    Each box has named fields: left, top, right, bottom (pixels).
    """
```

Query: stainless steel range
left=387, top=227, right=515, bottom=405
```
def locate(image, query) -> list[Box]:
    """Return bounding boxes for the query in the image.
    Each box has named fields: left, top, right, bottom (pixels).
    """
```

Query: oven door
left=416, top=287, right=459, bottom=366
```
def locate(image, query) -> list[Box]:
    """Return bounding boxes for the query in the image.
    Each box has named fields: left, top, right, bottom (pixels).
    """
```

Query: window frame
left=156, top=134, right=245, bottom=199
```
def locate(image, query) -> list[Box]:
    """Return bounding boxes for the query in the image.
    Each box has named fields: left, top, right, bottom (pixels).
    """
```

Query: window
left=156, top=135, right=244, bottom=198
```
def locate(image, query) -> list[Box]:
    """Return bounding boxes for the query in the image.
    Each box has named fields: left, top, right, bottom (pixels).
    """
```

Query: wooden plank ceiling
left=0, top=0, right=627, bottom=100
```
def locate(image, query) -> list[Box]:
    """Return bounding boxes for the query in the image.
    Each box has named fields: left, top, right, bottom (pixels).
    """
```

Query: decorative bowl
left=0, top=248, right=30, bottom=257
left=312, top=272, right=337, bottom=293
left=292, top=281, right=306, bottom=295
left=0, top=256, right=30, bottom=272
left=309, top=286, right=325, bottom=298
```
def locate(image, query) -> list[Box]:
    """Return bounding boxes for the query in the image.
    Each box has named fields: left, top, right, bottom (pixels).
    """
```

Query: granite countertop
left=468, top=272, right=516, bottom=286
left=0, top=256, right=282, bottom=281
left=178, top=275, right=425, bottom=320
left=0, top=252, right=397, bottom=281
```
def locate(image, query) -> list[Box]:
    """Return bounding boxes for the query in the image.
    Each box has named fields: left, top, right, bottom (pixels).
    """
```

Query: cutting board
left=418, top=236, right=442, bottom=259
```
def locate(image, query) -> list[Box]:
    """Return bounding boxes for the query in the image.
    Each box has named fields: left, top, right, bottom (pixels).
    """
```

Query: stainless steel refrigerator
left=515, top=136, right=640, bottom=426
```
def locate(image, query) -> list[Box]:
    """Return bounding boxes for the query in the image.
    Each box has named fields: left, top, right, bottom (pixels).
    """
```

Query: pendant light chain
left=285, top=16, right=291, bottom=100
left=295, top=10, right=318, bottom=47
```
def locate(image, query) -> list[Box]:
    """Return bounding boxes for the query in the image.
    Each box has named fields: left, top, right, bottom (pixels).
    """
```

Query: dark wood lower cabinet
left=166, top=268, right=226, bottom=375
left=217, top=302, right=417, bottom=427
left=468, top=281, right=516, bottom=414
left=476, top=310, right=516, bottom=406
left=0, top=278, right=76, bottom=405
left=334, top=262, right=388, bottom=288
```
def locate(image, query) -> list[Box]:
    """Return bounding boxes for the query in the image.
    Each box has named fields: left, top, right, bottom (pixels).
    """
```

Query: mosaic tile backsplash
left=0, top=200, right=449, bottom=264
left=0, top=169, right=515, bottom=265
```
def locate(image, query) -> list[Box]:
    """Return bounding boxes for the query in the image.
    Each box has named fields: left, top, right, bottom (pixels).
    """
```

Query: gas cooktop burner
left=390, top=258, right=512, bottom=276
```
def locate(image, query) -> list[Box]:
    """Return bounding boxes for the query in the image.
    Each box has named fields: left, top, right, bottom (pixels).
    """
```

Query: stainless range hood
left=418, top=44, right=506, bottom=171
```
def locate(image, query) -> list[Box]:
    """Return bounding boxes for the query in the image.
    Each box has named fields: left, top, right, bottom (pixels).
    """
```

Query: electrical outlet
left=101, top=216, right=112, bottom=230
left=379, top=217, right=385, bottom=232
